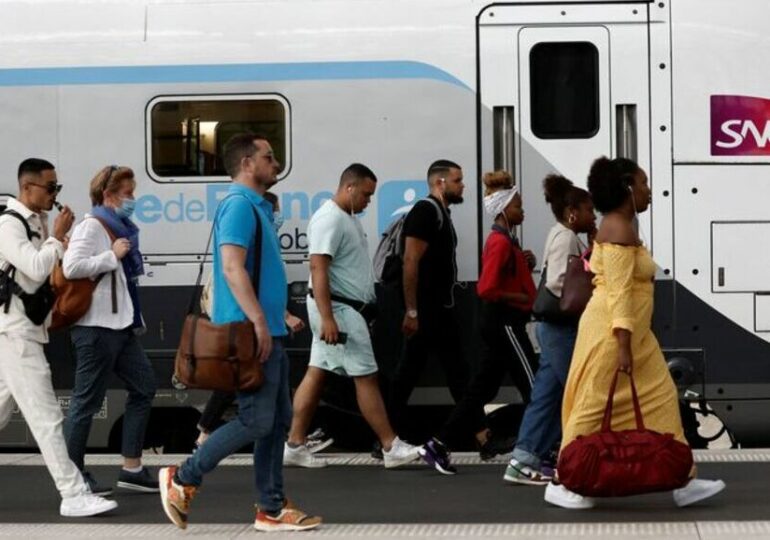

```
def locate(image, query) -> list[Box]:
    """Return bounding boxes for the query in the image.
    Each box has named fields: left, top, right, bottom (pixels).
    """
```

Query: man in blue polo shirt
left=159, top=134, right=321, bottom=532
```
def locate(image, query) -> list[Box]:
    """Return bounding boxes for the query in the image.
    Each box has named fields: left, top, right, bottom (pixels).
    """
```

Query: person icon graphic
left=377, top=180, right=428, bottom=235
left=391, top=188, right=417, bottom=219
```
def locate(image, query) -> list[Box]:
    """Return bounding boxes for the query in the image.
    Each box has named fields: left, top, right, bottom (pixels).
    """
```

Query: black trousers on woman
left=197, top=390, right=236, bottom=434
left=436, top=302, right=538, bottom=447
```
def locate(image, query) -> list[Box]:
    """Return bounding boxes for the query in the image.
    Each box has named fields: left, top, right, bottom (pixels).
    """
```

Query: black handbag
left=18, top=280, right=56, bottom=325
left=532, top=266, right=563, bottom=322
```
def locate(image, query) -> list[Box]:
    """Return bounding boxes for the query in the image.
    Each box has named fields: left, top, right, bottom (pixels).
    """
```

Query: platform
left=0, top=450, right=768, bottom=539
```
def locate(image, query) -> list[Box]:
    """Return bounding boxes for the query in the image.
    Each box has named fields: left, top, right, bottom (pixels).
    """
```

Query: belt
left=307, top=289, right=379, bottom=324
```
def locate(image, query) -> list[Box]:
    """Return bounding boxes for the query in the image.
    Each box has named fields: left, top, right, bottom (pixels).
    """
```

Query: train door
left=478, top=2, right=652, bottom=260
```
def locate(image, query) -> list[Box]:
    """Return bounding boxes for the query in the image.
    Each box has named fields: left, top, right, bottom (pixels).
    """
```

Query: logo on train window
left=711, top=95, right=770, bottom=155
left=376, top=180, right=428, bottom=234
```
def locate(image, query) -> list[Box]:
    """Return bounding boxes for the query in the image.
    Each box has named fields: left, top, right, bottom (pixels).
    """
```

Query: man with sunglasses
left=0, top=158, right=117, bottom=516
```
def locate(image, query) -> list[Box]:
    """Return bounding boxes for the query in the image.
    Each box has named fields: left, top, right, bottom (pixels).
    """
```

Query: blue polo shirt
left=211, top=184, right=287, bottom=337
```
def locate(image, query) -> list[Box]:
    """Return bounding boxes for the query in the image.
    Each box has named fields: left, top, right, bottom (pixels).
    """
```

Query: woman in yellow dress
left=544, top=157, right=725, bottom=509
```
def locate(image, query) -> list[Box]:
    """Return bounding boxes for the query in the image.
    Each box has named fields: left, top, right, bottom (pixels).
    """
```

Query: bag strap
left=423, top=197, right=445, bottom=230
left=186, top=194, right=264, bottom=316
left=1, top=209, right=39, bottom=241
left=0, top=211, right=40, bottom=314
left=88, top=216, right=119, bottom=313
left=601, top=369, right=645, bottom=432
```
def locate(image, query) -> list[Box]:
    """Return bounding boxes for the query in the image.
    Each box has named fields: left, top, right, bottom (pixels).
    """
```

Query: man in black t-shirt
left=388, top=159, right=469, bottom=442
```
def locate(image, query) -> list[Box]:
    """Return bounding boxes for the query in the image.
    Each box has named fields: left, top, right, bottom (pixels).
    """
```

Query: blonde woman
left=63, top=166, right=157, bottom=496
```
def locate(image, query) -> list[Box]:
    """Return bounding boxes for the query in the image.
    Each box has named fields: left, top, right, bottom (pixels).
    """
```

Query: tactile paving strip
left=0, top=449, right=767, bottom=467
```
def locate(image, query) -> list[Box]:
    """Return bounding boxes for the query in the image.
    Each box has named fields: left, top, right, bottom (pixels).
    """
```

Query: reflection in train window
left=530, top=42, right=599, bottom=139
left=148, top=96, right=289, bottom=181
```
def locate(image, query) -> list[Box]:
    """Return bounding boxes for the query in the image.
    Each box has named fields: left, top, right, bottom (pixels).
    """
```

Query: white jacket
left=63, top=214, right=134, bottom=330
left=542, top=222, right=582, bottom=298
left=0, top=197, right=63, bottom=343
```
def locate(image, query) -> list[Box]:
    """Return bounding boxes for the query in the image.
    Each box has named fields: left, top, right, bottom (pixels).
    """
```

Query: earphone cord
left=630, top=192, right=648, bottom=246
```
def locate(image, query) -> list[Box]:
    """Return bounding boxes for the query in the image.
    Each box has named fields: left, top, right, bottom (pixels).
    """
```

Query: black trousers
left=437, top=303, right=538, bottom=447
left=388, top=304, right=469, bottom=433
left=197, top=390, right=236, bottom=434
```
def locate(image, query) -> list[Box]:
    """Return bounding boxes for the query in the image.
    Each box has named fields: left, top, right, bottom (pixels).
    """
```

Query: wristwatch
left=406, top=309, right=418, bottom=319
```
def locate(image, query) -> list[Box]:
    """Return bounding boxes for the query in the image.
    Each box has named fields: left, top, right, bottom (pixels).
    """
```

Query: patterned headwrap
left=483, top=187, right=518, bottom=217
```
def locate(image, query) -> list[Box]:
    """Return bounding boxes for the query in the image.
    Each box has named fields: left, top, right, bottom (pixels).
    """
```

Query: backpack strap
left=0, top=209, right=39, bottom=241
left=423, top=197, right=445, bottom=230
left=0, top=210, right=41, bottom=314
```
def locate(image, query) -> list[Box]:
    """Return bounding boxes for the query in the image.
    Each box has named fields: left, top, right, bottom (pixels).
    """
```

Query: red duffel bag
left=557, top=369, right=693, bottom=497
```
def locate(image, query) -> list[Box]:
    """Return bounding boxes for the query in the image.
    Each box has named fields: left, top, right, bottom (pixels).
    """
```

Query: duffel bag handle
left=601, top=369, right=645, bottom=432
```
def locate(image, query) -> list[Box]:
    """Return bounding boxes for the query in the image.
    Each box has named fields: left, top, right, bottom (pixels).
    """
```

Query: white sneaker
left=544, top=482, right=595, bottom=510
left=383, top=436, right=420, bottom=469
left=673, top=478, right=726, bottom=507
left=60, top=492, right=118, bottom=517
left=306, top=435, right=334, bottom=454
left=283, top=443, right=327, bottom=468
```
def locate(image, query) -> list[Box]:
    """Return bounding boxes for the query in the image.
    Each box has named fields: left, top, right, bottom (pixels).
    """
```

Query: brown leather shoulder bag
left=174, top=195, right=264, bottom=392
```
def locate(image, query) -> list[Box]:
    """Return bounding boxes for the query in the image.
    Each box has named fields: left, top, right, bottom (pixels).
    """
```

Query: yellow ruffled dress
left=560, top=243, right=687, bottom=449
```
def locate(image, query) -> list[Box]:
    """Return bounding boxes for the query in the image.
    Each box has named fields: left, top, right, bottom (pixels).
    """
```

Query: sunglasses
left=28, top=182, right=63, bottom=195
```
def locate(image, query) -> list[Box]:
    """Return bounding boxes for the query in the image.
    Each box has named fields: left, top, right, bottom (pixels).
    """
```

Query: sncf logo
left=711, top=95, right=770, bottom=155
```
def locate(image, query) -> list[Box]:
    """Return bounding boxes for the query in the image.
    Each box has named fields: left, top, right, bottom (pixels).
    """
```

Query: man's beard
left=445, top=193, right=464, bottom=205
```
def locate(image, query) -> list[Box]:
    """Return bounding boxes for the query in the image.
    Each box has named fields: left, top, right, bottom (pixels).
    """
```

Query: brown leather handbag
left=174, top=196, right=264, bottom=392
left=559, top=249, right=594, bottom=316
left=50, top=217, right=117, bottom=331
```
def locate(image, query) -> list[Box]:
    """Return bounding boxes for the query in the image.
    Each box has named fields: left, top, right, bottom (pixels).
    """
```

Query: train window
left=147, top=95, right=290, bottom=181
left=529, top=42, right=599, bottom=139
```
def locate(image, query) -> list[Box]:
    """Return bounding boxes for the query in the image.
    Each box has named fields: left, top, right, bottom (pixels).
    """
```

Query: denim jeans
left=512, top=321, right=577, bottom=469
left=65, top=326, right=157, bottom=470
left=178, top=340, right=292, bottom=513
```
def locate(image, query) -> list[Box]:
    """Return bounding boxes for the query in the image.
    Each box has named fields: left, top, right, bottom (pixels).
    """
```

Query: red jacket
left=477, top=226, right=536, bottom=312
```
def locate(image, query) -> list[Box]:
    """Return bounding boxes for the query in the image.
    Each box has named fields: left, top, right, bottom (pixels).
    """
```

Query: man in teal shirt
left=159, top=134, right=321, bottom=532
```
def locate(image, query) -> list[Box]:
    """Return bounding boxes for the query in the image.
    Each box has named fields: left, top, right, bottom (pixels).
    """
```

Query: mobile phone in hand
left=336, top=332, right=348, bottom=345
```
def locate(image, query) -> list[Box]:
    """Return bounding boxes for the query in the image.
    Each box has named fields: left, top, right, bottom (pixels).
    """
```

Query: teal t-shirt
left=211, top=184, right=288, bottom=337
left=307, top=200, right=376, bottom=304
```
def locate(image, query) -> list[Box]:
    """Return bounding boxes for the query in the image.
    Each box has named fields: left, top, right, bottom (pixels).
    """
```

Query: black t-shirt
left=402, top=195, right=457, bottom=308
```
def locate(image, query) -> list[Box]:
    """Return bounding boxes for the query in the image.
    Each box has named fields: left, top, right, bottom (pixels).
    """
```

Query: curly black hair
left=586, top=156, right=640, bottom=213
left=543, top=174, right=591, bottom=221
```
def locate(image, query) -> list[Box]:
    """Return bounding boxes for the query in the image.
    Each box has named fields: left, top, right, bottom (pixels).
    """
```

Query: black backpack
left=0, top=210, right=56, bottom=325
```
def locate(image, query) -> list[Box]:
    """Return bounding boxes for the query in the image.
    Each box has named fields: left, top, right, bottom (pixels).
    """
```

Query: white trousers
left=0, top=333, right=87, bottom=498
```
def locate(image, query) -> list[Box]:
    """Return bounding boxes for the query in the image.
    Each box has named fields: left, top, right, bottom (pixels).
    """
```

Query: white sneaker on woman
left=673, top=478, right=726, bottom=507
left=544, top=482, right=595, bottom=509
left=383, top=437, right=420, bottom=469
left=60, top=492, right=118, bottom=517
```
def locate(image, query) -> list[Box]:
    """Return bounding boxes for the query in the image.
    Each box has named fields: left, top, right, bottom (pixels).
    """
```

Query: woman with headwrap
left=418, top=170, right=538, bottom=475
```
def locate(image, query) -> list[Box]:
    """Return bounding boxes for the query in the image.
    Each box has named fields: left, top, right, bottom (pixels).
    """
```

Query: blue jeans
left=512, top=321, right=577, bottom=469
left=178, top=340, right=292, bottom=513
left=65, top=326, right=157, bottom=470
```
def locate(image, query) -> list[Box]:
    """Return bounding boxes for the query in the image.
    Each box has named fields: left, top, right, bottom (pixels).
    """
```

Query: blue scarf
left=91, top=205, right=144, bottom=329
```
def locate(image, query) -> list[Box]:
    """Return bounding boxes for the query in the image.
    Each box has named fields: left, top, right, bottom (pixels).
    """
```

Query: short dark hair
left=222, top=133, right=270, bottom=178
left=543, top=174, right=591, bottom=221
left=263, top=191, right=278, bottom=211
left=587, top=156, right=640, bottom=213
left=427, top=159, right=461, bottom=181
left=339, top=163, right=377, bottom=187
left=18, top=158, right=55, bottom=182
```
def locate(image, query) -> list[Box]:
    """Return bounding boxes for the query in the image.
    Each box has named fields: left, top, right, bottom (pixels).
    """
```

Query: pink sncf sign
left=711, top=95, right=770, bottom=156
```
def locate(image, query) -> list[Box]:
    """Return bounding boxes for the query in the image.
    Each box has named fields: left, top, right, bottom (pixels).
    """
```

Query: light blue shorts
left=306, top=296, right=378, bottom=377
